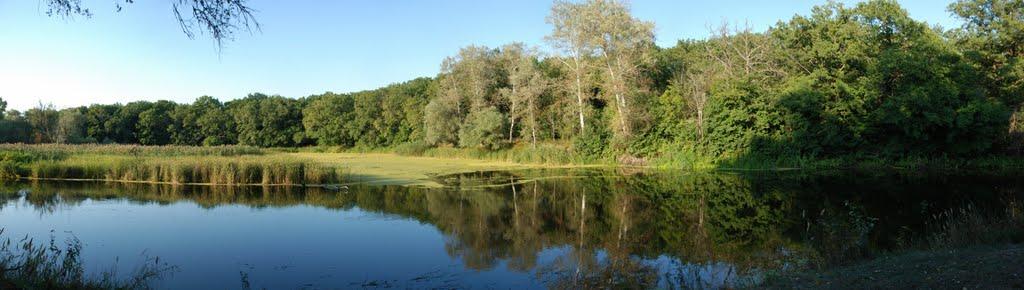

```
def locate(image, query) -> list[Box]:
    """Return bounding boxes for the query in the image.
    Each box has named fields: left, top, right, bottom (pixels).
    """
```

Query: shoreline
left=4, top=144, right=1024, bottom=187
left=760, top=244, right=1024, bottom=289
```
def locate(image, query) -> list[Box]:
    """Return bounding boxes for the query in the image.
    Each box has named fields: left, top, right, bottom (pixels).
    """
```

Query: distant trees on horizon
left=3, top=0, right=1023, bottom=160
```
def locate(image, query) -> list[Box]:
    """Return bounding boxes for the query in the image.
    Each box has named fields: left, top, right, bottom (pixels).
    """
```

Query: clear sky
left=0, top=0, right=960, bottom=111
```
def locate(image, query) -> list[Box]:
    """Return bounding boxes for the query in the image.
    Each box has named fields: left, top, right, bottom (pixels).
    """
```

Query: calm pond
left=0, top=169, right=1021, bottom=289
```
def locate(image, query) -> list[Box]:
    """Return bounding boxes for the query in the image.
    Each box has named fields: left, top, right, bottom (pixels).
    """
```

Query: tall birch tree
left=547, top=0, right=596, bottom=135
left=500, top=43, right=550, bottom=146
left=586, top=0, right=654, bottom=138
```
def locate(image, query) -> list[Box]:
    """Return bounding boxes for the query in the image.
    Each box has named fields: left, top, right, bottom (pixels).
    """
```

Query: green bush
left=458, top=107, right=508, bottom=150
left=572, top=125, right=609, bottom=160
left=27, top=157, right=345, bottom=185
left=393, top=141, right=431, bottom=156
left=0, top=151, right=41, bottom=180
left=424, top=99, right=460, bottom=146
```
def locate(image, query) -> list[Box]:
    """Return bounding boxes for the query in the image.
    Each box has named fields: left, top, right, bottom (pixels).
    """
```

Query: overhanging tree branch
left=42, top=0, right=260, bottom=50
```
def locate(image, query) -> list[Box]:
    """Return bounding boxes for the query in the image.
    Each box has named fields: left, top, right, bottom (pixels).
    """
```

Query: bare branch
left=173, top=0, right=261, bottom=50
left=43, top=0, right=91, bottom=18
left=42, top=0, right=259, bottom=51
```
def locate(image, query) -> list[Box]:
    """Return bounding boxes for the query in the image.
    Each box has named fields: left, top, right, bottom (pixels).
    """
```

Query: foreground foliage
left=0, top=229, right=172, bottom=290
left=760, top=244, right=1024, bottom=289
left=762, top=196, right=1024, bottom=289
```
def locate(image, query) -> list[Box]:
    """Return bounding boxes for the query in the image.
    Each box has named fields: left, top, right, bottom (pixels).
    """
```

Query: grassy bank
left=327, top=141, right=1024, bottom=174
left=761, top=200, right=1024, bottom=289
left=285, top=152, right=574, bottom=187
left=0, top=229, right=172, bottom=289
left=761, top=244, right=1024, bottom=289
left=0, top=144, right=561, bottom=187
left=5, top=143, right=1024, bottom=187
left=311, top=141, right=602, bottom=165
left=710, top=151, right=1024, bottom=174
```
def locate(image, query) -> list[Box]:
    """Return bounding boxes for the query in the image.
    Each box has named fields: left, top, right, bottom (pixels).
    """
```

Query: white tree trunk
left=573, top=56, right=586, bottom=134
left=529, top=100, right=538, bottom=148
left=603, top=52, right=629, bottom=136
left=509, top=86, right=517, bottom=143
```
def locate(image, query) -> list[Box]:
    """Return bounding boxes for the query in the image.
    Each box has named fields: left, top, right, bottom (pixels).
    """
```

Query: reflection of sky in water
left=655, top=257, right=762, bottom=289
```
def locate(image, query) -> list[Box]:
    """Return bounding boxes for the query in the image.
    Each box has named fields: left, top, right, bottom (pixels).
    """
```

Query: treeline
left=2, top=0, right=1022, bottom=162
left=0, top=78, right=432, bottom=148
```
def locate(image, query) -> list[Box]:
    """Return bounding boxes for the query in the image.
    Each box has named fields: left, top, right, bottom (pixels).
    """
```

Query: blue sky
left=0, top=0, right=960, bottom=110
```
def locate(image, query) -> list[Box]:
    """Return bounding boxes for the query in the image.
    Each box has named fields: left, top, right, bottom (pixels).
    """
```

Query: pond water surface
left=0, top=169, right=1021, bottom=289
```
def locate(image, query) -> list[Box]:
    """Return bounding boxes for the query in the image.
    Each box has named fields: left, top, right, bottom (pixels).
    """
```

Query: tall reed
left=0, top=229, right=173, bottom=289
left=0, top=144, right=342, bottom=185
left=27, top=156, right=343, bottom=185
left=926, top=200, right=1024, bottom=248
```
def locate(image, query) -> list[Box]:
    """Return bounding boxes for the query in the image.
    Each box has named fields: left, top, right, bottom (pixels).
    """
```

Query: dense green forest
left=2, top=0, right=1022, bottom=165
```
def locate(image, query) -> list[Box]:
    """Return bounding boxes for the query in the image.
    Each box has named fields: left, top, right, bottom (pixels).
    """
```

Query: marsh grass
left=761, top=200, right=1024, bottom=289
left=0, top=151, right=39, bottom=180
left=26, top=155, right=343, bottom=185
left=926, top=200, right=1024, bottom=248
left=0, top=144, right=342, bottom=186
left=0, top=229, right=173, bottom=289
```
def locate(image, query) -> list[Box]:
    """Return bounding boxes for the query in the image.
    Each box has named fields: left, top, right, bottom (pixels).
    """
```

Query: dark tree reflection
left=2, top=169, right=1022, bottom=287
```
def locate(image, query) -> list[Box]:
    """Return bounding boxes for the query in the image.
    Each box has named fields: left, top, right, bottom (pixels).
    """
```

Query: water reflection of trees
left=2, top=171, right=1022, bottom=288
